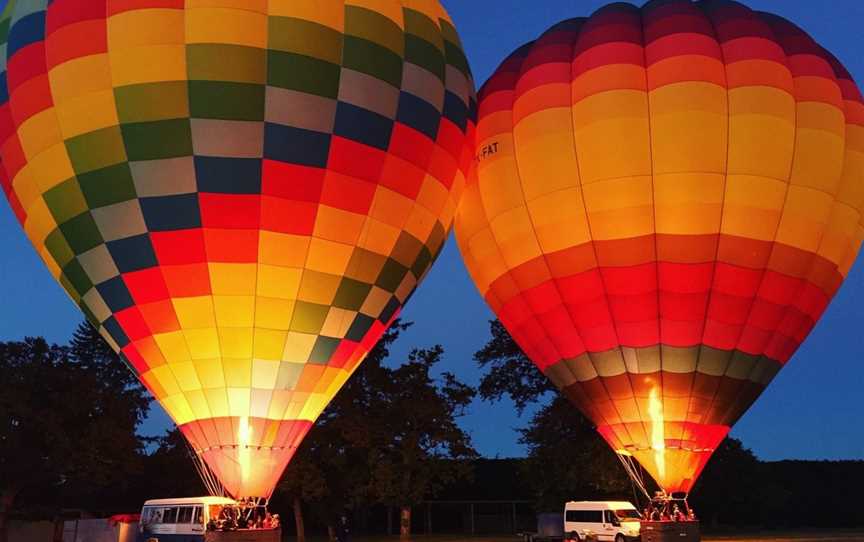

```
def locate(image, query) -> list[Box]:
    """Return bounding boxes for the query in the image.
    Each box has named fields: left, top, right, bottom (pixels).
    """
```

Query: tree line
left=2, top=320, right=863, bottom=542
left=0, top=320, right=477, bottom=542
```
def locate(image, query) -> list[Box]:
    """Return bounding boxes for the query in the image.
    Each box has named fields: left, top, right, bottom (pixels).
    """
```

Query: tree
left=475, top=320, right=554, bottom=412
left=689, top=438, right=765, bottom=528
left=364, top=345, right=477, bottom=537
left=278, top=322, right=410, bottom=540
left=68, top=322, right=149, bottom=419
left=0, top=338, right=65, bottom=541
left=64, top=324, right=150, bottom=495
left=474, top=319, right=632, bottom=507
left=0, top=323, right=150, bottom=542
left=518, top=396, right=632, bottom=510
left=279, top=445, right=326, bottom=542
left=277, top=321, right=477, bottom=539
left=136, top=429, right=207, bottom=501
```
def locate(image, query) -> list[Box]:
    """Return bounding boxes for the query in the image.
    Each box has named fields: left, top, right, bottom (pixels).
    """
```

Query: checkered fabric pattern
left=0, top=0, right=476, bottom=498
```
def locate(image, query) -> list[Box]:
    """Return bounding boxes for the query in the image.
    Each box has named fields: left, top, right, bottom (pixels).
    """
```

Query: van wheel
left=568, top=531, right=580, bottom=542
left=615, top=535, right=626, bottom=542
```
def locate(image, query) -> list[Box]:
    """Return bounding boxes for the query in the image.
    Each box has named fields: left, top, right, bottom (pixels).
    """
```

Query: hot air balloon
left=456, top=0, right=863, bottom=496
left=0, top=0, right=475, bottom=500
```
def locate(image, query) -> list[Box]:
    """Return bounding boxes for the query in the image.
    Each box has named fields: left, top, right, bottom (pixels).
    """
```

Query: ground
left=703, top=534, right=864, bottom=541
left=282, top=534, right=864, bottom=542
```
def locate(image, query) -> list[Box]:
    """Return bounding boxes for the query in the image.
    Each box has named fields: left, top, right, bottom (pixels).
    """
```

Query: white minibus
left=563, top=501, right=641, bottom=542
left=137, top=497, right=279, bottom=542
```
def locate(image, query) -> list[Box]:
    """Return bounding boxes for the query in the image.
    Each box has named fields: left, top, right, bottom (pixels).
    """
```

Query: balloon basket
left=640, top=521, right=700, bottom=542
left=204, top=527, right=281, bottom=542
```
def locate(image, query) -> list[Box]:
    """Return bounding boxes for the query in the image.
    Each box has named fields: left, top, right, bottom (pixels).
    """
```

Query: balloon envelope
left=456, top=0, right=864, bottom=493
left=0, top=0, right=475, bottom=498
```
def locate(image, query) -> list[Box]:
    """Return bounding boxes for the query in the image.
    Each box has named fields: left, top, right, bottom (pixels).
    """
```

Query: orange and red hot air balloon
left=456, top=0, right=864, bottom=495
left=0, top=0, right=475, bottom=499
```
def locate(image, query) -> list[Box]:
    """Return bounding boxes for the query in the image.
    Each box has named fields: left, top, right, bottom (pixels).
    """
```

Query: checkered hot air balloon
left=456, top=0, right=864, bottom=495
left=0, top=0, right=475, bottom=499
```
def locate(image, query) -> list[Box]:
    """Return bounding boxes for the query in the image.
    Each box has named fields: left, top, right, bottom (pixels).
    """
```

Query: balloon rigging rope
left=616, top=453, right=651, bottom=503
left=186, top=441, right=226, bottom=498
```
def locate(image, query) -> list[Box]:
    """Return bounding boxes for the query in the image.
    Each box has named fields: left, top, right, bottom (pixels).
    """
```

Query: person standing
left=335, top=512, right=351, bottom=542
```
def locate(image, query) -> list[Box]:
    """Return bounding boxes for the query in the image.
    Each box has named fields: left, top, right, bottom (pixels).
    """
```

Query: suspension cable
left=616, top=452, right=651, bottom=503
left=185, top=442, right=226, bottom=498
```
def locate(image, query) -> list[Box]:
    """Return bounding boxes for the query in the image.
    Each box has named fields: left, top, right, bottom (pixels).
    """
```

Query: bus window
left=163, top=507, right=178, bottom=524
left=193, top=506, right=204, bottom=525
left=149, top=508, right=164, bottom=524
left=178, top=506, right=194, bottom=524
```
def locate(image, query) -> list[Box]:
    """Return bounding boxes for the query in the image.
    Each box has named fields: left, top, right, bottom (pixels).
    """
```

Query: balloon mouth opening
left=617, top=445, right=718, bottom=454
left=195, top=445, right=297, bottom=452
left=180, top=418, right=313, bottom=500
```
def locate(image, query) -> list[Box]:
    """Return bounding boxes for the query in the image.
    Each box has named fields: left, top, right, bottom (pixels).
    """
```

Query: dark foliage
left=278, top=320, right=477, bottom=536
left=472, top=318, right=864, bottom=530
left=4, top=317, right=864, bottom=536
left=756, top=460, right=864, bottom=528
left=518, top=396, right=633, bottom=511
left=0, top=324, right=150, bottom=540
left=134, top=429, right=207, bottom=500
left=278, top=322, right=412, bottom=529
left=689, top=450, right=864, bottom=530
left=474, top=319, right=632, bottom=505
left=689, top=437, right=765, bottom=528
left=366, top=344, right=477, bottom=508
left=475, top=320, right=554, bottom=412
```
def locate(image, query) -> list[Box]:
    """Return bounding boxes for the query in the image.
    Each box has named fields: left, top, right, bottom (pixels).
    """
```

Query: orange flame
left=238, top=416, right=253, bottom=485
left=648, top=387, right=666, bottom=483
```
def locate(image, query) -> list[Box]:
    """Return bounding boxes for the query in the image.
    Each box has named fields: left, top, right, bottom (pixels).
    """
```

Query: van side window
left=163, top=507, right=178, bottom=524
left=603, top=511, right=615, bottom=523
left=150, top=508, right=164, bottom=524
left=193, top=506, right=204, bottom=525
left=178, top=506, right=194, bottom=524
left=566, top=511, right=603, bottom=523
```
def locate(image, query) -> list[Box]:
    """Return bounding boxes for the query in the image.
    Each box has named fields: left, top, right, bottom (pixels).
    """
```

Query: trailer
left=202, top=531, right=280, bottom=542
left=640, top=520, right=700, bottom=542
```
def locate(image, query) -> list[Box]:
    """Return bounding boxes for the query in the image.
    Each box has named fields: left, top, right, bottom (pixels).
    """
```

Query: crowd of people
left=206, top=503, right=280, bottom=531
left=642, top=501, right=697, bottom=523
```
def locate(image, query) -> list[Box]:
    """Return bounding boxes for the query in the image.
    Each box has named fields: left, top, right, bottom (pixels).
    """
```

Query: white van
left=137, top=496, right=279, bottom=542
left=563, top=501, right=641, bottom=542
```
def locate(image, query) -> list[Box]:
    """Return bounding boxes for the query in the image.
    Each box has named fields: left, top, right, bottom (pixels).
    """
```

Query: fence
left=63, top=519, right=138, bottom=542
left=7, top=520, right=55, bottom=542
left=6, top=518, right=138, bottom=542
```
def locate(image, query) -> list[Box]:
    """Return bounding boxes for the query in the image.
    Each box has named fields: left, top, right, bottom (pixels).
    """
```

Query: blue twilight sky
left=1, top=0, right=864, bottom=461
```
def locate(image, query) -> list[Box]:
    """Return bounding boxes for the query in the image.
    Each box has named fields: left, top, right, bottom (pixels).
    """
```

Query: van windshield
left=614, top=509, right=642, bottom=520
